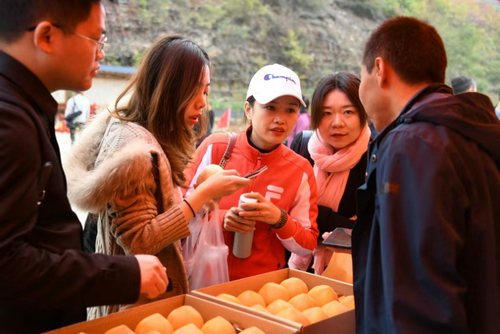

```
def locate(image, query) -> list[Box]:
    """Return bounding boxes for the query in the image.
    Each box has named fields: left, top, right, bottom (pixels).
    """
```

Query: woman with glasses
left=64, top=35, right=250, bottom=319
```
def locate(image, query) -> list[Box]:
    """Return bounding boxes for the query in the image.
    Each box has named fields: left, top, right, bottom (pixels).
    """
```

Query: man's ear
left=244, top=101, right=253, bottom=121
left=33, top=22, right=58, bottom=53
left=374, top=57, right=389, bottom=88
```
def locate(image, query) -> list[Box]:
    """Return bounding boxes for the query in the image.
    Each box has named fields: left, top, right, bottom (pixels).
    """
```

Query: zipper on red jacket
left=245, top=154, right=264, bottom=194
left=256, top=154, right=263, bottom=168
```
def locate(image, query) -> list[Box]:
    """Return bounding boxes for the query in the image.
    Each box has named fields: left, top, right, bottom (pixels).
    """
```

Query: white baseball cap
left=246, top=63, right=306, bottom=107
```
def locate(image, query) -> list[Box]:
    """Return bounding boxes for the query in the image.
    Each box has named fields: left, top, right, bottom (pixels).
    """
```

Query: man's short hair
left=362, top=16, right=447, bottom=85
left=451, top=76, right=477, bottom=94
left=0, top=0, right=108, bottom=43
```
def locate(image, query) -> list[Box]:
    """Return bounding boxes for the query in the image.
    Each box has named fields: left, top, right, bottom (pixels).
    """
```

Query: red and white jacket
left=185, top=128, right=319, bottom=280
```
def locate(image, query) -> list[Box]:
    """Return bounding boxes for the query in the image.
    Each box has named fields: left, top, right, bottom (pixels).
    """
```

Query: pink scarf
left=308, top=125, right=371, bottom=211
left=288, top=125, right=371, bottom=273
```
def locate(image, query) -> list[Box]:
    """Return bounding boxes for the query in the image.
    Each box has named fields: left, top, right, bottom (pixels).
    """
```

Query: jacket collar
left=0, top=50, right=58, bottom=120
left=373, top=84, right=452, bottom=145
left=238, top=126, right=286, bottom=164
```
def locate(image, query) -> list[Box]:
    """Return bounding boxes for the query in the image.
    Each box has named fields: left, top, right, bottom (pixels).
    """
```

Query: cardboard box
left=45, top=294, right=298, bottom=334
left=191, top=269, right=355, bottom=334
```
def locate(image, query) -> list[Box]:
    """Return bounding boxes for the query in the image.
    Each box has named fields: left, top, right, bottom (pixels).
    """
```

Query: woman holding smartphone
left=185, top=64, right=319, bottom=280
left=65, top=35, right=250, bottom=318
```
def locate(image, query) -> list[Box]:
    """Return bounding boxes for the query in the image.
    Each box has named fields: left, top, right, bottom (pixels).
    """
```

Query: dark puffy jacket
left=352, top=84, right=500, bottom=333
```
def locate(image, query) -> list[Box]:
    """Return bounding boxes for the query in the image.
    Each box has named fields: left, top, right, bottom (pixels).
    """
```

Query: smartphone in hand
left=243, top=166, right=268, bottom=179
left=322, top=228, right=352, bottom=248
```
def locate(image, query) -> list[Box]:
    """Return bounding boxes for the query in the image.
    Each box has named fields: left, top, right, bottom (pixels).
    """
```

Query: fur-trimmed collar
left=65, top=111, right=159, bottom=212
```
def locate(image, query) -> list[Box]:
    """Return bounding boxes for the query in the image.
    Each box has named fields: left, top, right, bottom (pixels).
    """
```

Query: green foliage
left=280, top=30, right=313, bottom=74
left=108, top=0, right=500, bottom=107
left=100, top=52, right=121, bottom=66
left=305, top=0, right=330, bottom=10
left=138, top=0, right=171, bottom=21
left=178, top=0, right=315, bottom=102
left=209, top=0, right=270, bottom=39
left=188, top=5, right=224, bottom=30
left=367, top=0, right=500, bottom=102
left=133, top=50, right=147, bottom=67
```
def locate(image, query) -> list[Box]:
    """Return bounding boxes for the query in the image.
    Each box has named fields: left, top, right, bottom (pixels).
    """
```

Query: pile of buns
left=216, top=277, right=355, bottom=326
left=102, top=305, right=264, bottom=334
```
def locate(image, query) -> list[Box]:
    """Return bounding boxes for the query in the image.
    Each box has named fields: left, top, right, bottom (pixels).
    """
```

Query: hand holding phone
left=243, top=166, right=268, bottom=179
left=322, top=228, right=352, bottom=248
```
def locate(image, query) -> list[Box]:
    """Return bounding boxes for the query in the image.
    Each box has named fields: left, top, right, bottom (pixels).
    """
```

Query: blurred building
left=52, top=64, right=136, bottom=113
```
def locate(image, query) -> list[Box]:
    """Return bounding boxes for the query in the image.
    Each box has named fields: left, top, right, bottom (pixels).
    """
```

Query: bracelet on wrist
left=183, top=198, right=196, bottom=216
left=270, top=208, right=288, bottom=229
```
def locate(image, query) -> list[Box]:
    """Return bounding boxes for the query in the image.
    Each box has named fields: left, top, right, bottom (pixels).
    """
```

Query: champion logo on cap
left=246, top=63, right=306, bottom=107
left=263, top=73, right=297, bottom=85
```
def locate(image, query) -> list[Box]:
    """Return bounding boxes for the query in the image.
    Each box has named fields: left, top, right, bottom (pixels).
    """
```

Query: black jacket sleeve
left=316, top=205, right=355, bottom=237
left=0, top=101, right=140, bottom=310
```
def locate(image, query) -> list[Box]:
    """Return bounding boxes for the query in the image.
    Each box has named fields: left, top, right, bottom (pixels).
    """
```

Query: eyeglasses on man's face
left=27, top=23, right=107, bottom=54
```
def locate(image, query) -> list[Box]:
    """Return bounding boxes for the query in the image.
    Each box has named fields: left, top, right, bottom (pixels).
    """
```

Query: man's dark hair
left=0, top=0, right=108, bottom=43
left=362, top=16, right=447, bottom=85
left=451, top=76, right=476, bottom=94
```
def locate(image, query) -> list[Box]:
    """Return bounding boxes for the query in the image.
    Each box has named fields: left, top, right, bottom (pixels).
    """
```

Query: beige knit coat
left=65, top=111, right=190, bottom=319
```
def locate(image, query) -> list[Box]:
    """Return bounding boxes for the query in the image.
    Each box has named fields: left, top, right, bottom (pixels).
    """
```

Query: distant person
left=64, top=91, right=91, bottom=144
left=185, top=63, right=319, bottom=281
left=0, top=1, right=169, bottom=332
left=354, top=16, right=500, bottom=333
left=451, top=75, right=477, bottom=94
left=496, top=92, right=500, bottom=119
left=286, top=94, right=310, bottom=146
left=65, top=35, right=250, bottom=319
left=288, top=72, right=370, bottom=278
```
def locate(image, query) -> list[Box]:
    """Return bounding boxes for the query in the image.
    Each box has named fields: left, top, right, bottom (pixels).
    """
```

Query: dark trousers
left=83, top=213, right=98, bottom=253
left=68, top=123, right=83, bottom=144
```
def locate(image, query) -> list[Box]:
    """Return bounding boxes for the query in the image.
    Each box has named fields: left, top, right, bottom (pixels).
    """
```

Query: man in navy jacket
left=0, top=1, right=168, bottom=332
left=353, top=16, right=500, bottom=333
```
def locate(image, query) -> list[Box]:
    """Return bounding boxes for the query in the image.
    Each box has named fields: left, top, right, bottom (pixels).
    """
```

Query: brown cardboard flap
left=45, top=294, right=298, bottom=334
left=321, top=246, right=353, bottom=284
left=191, top=268, right=355, bottom=334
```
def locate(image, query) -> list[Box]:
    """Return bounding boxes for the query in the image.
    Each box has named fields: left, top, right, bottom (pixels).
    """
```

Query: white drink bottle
left=232, top=194, right=258, bottom=258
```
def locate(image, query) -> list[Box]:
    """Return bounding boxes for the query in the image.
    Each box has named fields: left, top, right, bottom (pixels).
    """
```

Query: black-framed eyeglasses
left=27, top=23, right=107, bottom=54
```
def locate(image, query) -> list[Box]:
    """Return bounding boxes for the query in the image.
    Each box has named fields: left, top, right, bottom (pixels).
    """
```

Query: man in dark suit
left=0, top=1, right=168, bottom=332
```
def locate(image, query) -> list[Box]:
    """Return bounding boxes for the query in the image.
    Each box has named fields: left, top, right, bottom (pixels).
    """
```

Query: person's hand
left=223, top=207, right=256, bottom=233
left=206, top=198, right=220, bottom=212
left=236, top=192, right=281, bottom=225
left=135, top=255, right=168, bottom=299
left=198, top=169, right=251, bottom=200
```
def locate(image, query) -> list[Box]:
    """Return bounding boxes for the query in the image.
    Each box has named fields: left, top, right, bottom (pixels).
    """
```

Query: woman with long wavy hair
left=65, top=35, right=250, bottom=319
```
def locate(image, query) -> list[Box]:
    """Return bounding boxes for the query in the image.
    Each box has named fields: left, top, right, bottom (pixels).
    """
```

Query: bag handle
left=219, top=132, right=237, bottom=169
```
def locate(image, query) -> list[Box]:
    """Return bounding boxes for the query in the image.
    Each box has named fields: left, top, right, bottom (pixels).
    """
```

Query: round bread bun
left=196, top=164, right=223, bottom=185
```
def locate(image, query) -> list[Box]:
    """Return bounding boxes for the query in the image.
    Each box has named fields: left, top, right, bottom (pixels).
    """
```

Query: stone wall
left=103, top=0, right=383, bottom=104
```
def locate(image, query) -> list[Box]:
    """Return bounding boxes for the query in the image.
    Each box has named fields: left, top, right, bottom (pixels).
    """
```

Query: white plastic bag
left=182, top=208, right=205, bottom=279
left=189, top=203, right=229, bottom=290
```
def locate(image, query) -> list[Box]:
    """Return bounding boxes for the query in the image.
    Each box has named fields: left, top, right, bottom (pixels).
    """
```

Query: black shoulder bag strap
left=300, top=130, right=314, bottom=167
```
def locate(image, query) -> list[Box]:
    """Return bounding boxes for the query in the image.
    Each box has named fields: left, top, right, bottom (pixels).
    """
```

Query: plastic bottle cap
left=239, top=194, right=258, bottom=206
